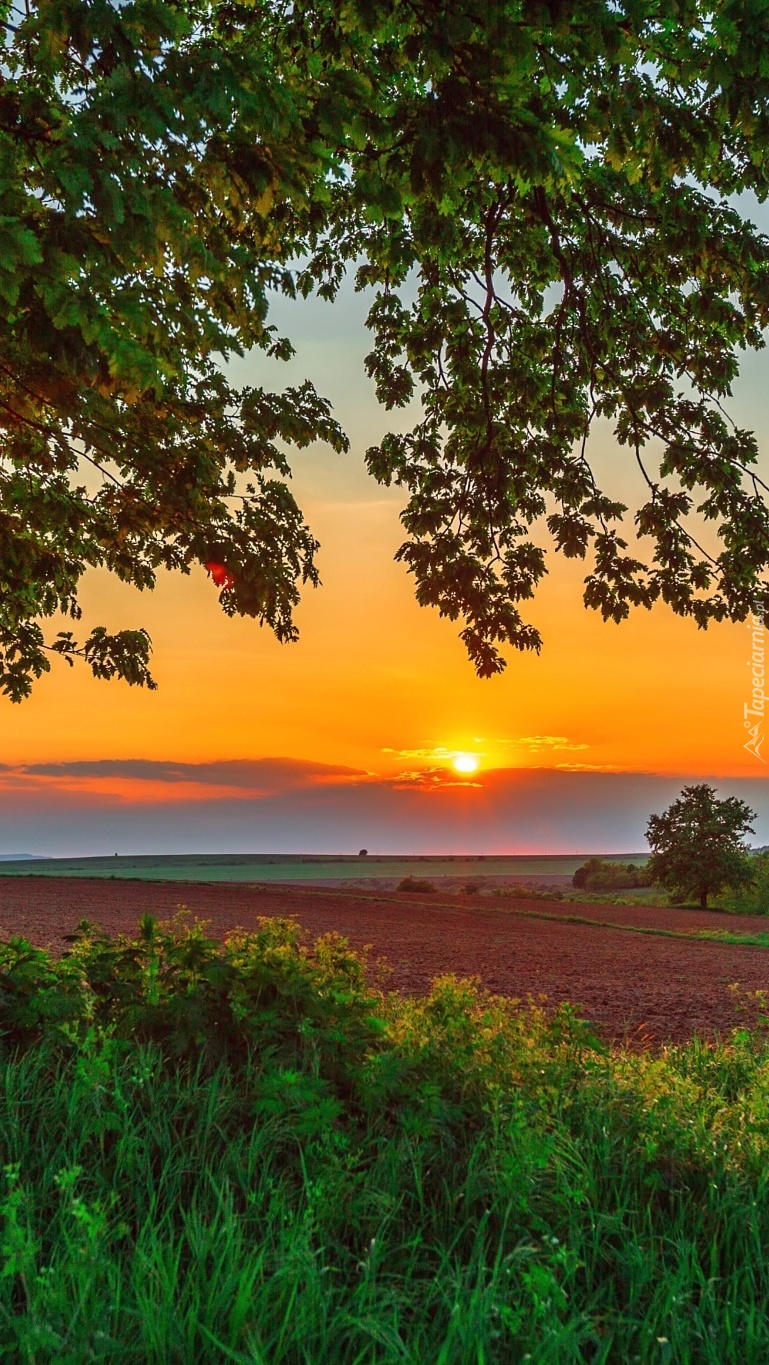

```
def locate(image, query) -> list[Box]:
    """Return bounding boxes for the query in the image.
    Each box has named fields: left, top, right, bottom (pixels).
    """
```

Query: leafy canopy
left=646, top=782, right=756, bottom=908
left=4, top=0, right=769, bottom=697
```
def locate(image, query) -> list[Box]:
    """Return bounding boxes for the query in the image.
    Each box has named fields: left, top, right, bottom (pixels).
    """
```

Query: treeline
left=571, top=859, right=652, bottom=893
left=572, top=851, right=769, bottom=914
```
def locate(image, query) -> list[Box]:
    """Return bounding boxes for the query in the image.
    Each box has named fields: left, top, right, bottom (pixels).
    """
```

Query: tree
left=572, top=858, right=651, bottom=891
left=4, top=0, right=769, bottom=699
left=645, top=784, right=756, bottom=909
left=0, top=0, right=350, bottom=698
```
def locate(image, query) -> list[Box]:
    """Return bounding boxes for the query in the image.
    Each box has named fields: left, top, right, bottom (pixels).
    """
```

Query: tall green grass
left=1, top=914, right=769, bottom=1360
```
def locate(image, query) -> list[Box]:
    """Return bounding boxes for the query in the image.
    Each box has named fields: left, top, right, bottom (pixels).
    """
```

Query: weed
left=0, top=917, right=768, bottom=1359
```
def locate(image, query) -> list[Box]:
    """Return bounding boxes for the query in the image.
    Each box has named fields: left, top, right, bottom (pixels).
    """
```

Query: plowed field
left=2, top=876, right=768, bottom=1044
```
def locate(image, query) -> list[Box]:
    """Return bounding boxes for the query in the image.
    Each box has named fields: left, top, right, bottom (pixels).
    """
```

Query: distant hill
left=0, top=854, right=39, bottom=861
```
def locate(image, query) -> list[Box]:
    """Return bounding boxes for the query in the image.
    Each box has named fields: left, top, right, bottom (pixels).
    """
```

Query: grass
left=2, top=914, right=769, bottom=1360
left=0, top=852, right=645, bottom=884
left=487, top=906, right=769, bottom=950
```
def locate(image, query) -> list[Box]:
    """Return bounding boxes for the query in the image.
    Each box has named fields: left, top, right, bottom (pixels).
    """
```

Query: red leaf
left=205, top=561, right=235, bottom=589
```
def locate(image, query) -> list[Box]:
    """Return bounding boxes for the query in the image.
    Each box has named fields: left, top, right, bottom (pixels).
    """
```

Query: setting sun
left=452, top=753, right=480, bottom=775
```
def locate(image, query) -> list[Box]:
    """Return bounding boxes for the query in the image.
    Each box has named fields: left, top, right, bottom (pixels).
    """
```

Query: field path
left=1, top=877, right=768, bottom=1043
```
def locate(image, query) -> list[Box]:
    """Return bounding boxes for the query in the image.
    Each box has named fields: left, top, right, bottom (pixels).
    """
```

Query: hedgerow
left=0, top=915, right=768, bottom=1361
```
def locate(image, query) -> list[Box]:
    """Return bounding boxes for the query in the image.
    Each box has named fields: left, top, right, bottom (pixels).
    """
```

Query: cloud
left=513, top=736, right=590, bottom=753
left=381, top=737, right=590, bottom=767
left=1, top=762, right=768, bottom=857
left=19, top=758, right=365, bottom=789
left=382, top=746, right=457, bottom=760
left=554, top=762, right=621, bottom=772
left=0, top=759, right=370, bottom=806
left=381, top=746, right=487, bottom=770
left=388, top=766, right=483, bottom=790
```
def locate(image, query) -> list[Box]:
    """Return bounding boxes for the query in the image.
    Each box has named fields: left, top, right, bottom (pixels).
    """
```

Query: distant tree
left=572, top=858, right=651, bottom=892
left=646, top=785, right=756, bottom=909
left=572, top=859, right=599, bottom=890
left=5, top=2, right=769, bottom=698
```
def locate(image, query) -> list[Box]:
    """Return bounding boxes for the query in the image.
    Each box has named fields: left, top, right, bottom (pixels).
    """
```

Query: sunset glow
left=1, top=280, right=767, bottom=856
left=452, top=753, right=480, bottom=775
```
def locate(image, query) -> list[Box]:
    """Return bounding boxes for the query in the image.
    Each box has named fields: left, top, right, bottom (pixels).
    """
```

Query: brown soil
left=2, top=877, right=768, bottom=1045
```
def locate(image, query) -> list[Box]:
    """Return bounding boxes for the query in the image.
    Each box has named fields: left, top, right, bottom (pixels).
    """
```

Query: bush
left=0, top=912, right=384, bottom=1081
left=3, top=919, right=769, bottom=1357
left=494, top=883, right=565, bottom=901
left=572, top=858, right=652, bottom=891
left=396, top=877, right=436, bottom=893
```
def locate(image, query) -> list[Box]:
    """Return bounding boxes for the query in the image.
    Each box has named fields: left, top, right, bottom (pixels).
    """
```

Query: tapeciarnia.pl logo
left=744, top=608, right=766, bottom=763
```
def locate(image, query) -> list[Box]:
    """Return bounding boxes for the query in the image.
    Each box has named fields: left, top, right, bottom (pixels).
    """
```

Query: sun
left=452, top=753, right=479, bottom=775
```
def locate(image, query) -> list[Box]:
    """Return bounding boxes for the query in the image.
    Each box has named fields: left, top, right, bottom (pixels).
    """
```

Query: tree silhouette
left=4, top=1, right=769, bottom=696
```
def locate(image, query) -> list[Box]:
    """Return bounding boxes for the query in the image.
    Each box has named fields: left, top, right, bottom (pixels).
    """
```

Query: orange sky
left=2, top=455, right=758, bottom=780
left=2, top=278, right=767, bottom=808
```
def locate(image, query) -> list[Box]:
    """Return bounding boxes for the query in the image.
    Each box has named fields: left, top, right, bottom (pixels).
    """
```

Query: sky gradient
left=5, top=274, right=769, bottom=855
left=3, top=761, right=769, bottom=857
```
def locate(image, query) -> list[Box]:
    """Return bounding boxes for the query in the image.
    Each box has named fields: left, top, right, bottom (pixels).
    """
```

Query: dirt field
left=2, top=876, right=769, bottom=1044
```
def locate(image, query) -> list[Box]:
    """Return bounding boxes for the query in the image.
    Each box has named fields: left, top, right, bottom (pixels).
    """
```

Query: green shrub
left=572, top=858, right=652, bottom=891
left=3, top=916, right=769, bottom=1359
left=0, top=913, right=385, bottom=1083
left=720, top=850, right=769, bottom=915
left=496, top=883, right=565, bottom=901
